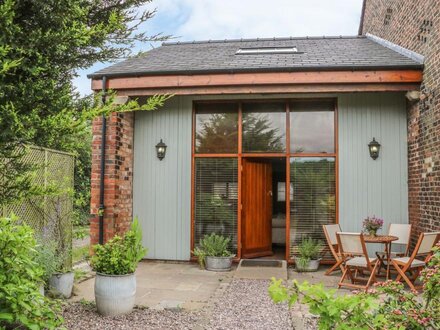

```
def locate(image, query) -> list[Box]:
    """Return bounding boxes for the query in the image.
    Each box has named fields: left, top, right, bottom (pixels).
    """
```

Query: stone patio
left=72, top=261, right=235, bottom=310
left=72, top=260, right=349, bottom=311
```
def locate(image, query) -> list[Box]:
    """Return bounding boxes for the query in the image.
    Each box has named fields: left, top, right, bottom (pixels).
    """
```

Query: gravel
left=205, top=279, right=292, bottom=330
left=63, top=303, right=203, bottom=330
left=63, top=279, right=295, bottom=330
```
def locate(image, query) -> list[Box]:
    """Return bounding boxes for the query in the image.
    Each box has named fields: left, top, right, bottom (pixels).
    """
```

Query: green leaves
left=90, top=217, right=147, bottom=275
left=269, top=274, right=440, bottom=330
left=0, top=0, right=170, bottom=209
left=0, top=215, right=63, bottom=329
left=197, top=233, right=234, bottom=257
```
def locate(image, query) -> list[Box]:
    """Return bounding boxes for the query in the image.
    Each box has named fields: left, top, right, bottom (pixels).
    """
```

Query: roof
left=88, top=36, right=423, bottom=79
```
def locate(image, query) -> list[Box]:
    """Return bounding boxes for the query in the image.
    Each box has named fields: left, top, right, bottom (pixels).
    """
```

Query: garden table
left=364, top=234, right=398, bottom=280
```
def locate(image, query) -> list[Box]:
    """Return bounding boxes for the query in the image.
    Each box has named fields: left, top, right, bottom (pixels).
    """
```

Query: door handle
left=268, top=190, right=273, bottom=196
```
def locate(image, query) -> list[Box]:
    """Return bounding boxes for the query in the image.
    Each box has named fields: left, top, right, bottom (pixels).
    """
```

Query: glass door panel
left=289, top=157, right=336, bottom=259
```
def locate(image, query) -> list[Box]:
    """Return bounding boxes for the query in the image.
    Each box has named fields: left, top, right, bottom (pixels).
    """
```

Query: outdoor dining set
left=323, top=223, right=440, bottom=292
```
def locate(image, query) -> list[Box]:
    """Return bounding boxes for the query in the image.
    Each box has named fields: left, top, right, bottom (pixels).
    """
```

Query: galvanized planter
left=205, top=256, right=233, bottom=272
left=95, top=273, right=136, bottom=316
left=295, top=258, right=321, bottom=272
left=49, top=272, right=74, bottom=298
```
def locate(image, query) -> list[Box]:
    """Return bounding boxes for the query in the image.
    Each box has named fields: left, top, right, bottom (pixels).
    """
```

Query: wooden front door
left=241, top=159, right=273, bottom=258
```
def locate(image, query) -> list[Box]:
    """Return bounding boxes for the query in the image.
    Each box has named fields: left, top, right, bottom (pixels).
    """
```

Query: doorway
left=241, top=158, right=286, bottom=259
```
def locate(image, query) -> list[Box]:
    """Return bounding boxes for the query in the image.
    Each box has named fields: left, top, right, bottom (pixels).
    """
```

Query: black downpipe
left=98, top=76, right=107, bottom=245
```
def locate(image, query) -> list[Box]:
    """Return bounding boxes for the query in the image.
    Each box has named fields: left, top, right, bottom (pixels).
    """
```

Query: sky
left=74, top=0, right=364, bottom=96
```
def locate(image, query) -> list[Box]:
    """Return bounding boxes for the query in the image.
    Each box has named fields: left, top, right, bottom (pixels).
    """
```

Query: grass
left=73, top=225, right=89, bottom=239
left=72, top=225, right=90, bottom=264
left=72, top=245, right=89, bottom=264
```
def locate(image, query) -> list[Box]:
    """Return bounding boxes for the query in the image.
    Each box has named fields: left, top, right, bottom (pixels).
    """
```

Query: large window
left=290, top=101, right=335, bottom=154
left=193, top=99, right=337, bottom=261
left=195, top=103, right=238, bottom=153
left=194, top=158, right=238, bottom=253
left=289, top=157, right=336, bottom=259
left=242, top=102, right=286, bottom=153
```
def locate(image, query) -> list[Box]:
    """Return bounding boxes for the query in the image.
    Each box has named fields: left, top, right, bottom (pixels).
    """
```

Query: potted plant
left=34, top=240, right=57, bottom=296
left=90, top=218, right=147, bottom=316
left=363, top=216, right=384, bottom=236
left=48, top=250, right=75, bottom=298
left=31, top=189, right=75, bottom=298
left=295, top=237, right=322, bottom=272
left=196, top=233, right=234, bottom=272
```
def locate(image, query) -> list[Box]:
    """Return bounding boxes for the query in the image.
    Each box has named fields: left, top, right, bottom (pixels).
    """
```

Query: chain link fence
left=1, top=146, right=75, bottom=268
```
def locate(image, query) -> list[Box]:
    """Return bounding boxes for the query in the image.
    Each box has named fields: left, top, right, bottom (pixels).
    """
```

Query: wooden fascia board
left=112, top=83, right=420, bottom=96
left=91, top=70, right=423, bottom=94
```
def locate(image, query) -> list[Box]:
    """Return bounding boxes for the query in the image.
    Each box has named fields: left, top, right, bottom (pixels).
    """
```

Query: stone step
left=234, top=259, right=288, bottom=280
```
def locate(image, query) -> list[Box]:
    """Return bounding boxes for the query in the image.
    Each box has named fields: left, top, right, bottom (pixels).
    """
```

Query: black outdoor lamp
left=368, top=138, right=381, bottom=160
left=155, top=139, right=167, bottom=161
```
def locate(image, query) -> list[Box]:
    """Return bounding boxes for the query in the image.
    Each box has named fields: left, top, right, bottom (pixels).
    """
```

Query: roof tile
left=89, top=36, right=422, bottom=78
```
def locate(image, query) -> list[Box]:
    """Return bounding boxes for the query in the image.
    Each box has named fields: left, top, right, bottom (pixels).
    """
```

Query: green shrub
left=192, top=247, right=207, bottom=269
left=0, top=215, right=63, bottom=329
left=198, top=233, right=233, bottom=257
left=269, top=243, right=440, bottom=329
left=34, top=239, right=58, bottom=285
left=90, top=218, right=147, bottom=275
left=296, top=237, right=322, bottom=269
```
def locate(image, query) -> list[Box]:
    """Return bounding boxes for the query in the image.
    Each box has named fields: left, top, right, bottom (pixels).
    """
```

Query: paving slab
left=71, top=261, right=233, bottom=310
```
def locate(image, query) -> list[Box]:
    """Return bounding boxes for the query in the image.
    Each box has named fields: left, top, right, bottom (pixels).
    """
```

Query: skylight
left=236, top=47, right=300, bottom=55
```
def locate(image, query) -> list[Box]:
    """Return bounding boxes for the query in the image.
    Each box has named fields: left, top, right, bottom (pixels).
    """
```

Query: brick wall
left=90, top=112, right=134, bottom=245
left=361, top=0, right=440, bottom=236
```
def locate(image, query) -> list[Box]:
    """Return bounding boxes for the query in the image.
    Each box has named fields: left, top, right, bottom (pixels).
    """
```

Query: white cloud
left=75, top=0, right=364, bottom=95
left=155, top=0, right=363, bottom=41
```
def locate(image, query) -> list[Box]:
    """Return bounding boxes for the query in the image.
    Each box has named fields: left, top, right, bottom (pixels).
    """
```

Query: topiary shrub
left=0, top=215, right=63, bottom=329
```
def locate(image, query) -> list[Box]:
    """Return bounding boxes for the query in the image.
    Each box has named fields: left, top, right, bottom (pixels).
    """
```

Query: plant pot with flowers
left=90, top=218, right=147, bottom=316
left=363, top=216, right=384, bottom=237
left=194, top=233, right=234, bottom=272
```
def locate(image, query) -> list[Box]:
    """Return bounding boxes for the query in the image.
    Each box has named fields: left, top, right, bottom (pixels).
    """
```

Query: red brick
left=362, top=0, right=440, bottom=241
left=90, top=112, right=134, bottom=245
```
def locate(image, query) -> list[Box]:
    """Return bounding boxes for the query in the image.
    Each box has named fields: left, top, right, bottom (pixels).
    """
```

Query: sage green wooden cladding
left=338, top=93, right=409, bottom=233
left=133, top=93, right=408, bottom=260
left=133, top=96, right=192, bottom=260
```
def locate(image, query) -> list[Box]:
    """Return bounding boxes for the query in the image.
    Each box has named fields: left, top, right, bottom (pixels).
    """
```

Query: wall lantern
left=368, top=138, right=381, bottom=160
left=155, top=139, right=167, bottom=161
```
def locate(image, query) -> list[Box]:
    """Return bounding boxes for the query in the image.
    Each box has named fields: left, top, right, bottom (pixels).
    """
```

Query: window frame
left=191, top=98, right=338, bottom=263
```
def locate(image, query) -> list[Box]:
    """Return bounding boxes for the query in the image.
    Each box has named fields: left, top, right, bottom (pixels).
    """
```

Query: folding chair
left=391, top=231, right=440, bottom=291
left=376, top=224, right=412, bottom=274
left=336, top=232, right=379, bottom=292
left=323, top=224, right=344, bottom=275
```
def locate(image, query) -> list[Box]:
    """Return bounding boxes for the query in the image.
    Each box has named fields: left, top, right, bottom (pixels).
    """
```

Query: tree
left=0, top=0, right=170, bottom=207
left=242, top=113, right=284, bottom=152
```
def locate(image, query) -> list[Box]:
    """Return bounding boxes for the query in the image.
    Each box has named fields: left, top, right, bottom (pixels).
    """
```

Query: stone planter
left=205, top=256, right=233, bottom=272
left=295, top=258, right=321, bottom=272
left=95, top=273, right=136, bottom=316
left=49, top=272, right=74, bottom=298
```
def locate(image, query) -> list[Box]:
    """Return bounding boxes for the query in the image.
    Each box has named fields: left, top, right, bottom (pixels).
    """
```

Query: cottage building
left=88, top=29, right=429, bottom=261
